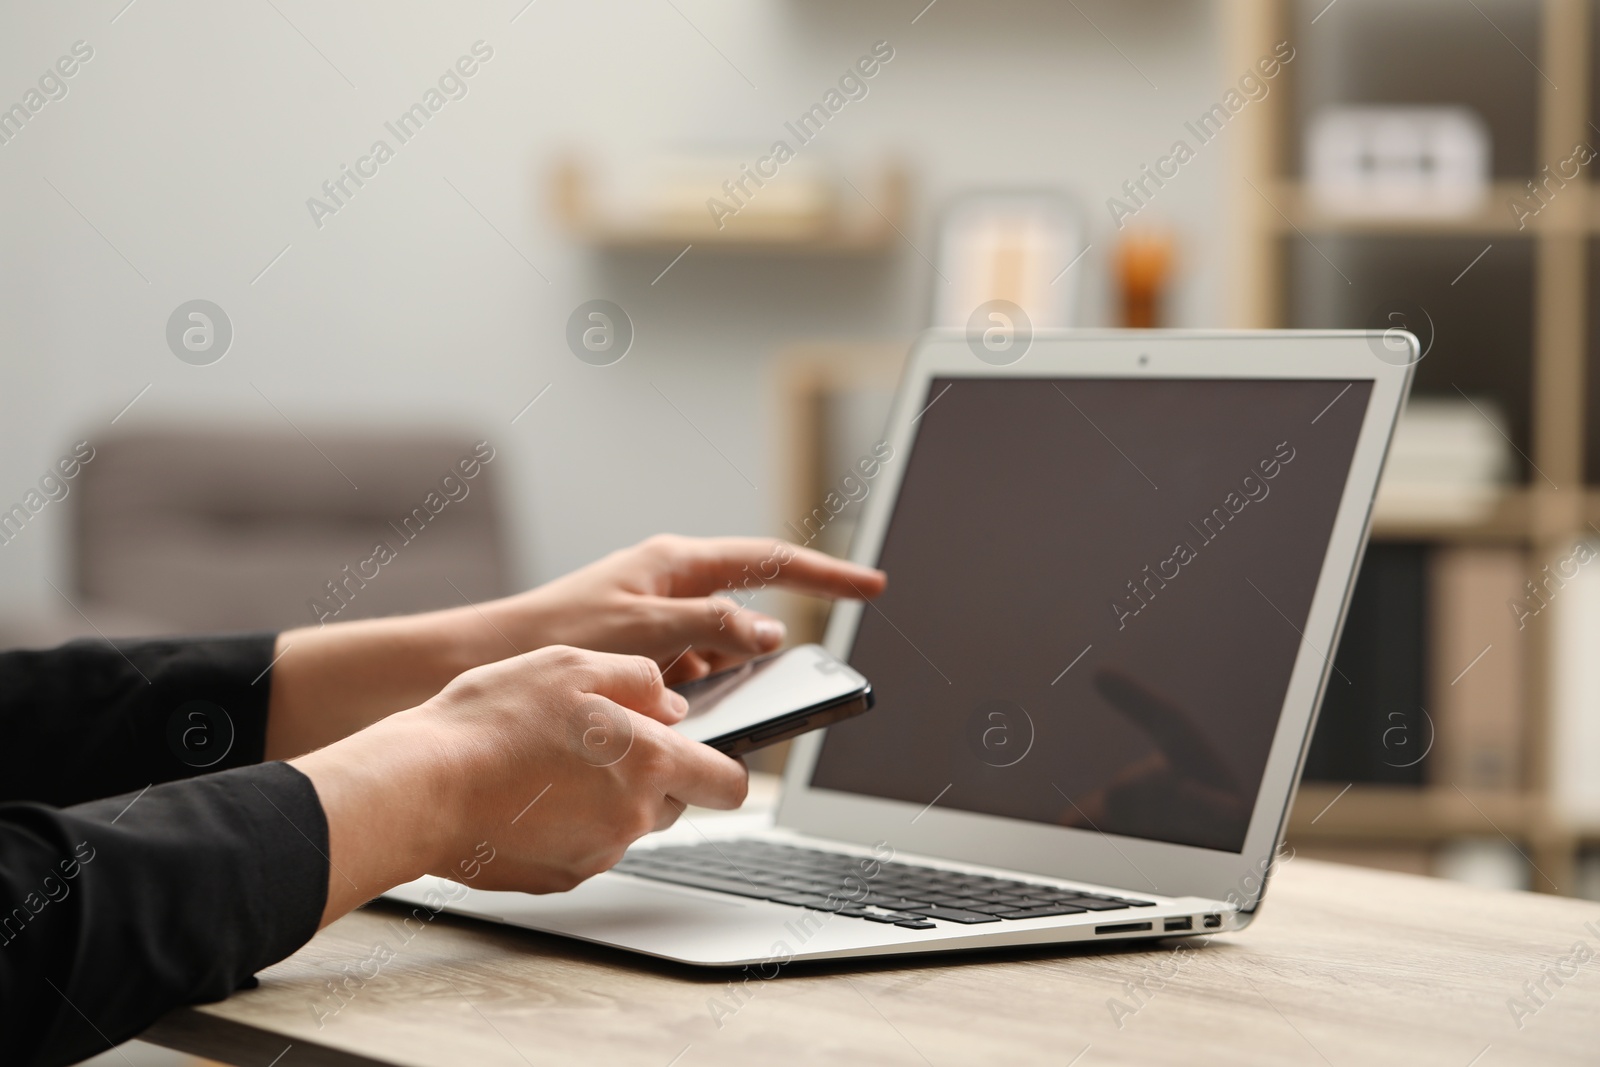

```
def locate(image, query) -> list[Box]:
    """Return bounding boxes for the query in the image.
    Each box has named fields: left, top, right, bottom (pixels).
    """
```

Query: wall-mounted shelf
left=551, top=159, right=909, bottom=255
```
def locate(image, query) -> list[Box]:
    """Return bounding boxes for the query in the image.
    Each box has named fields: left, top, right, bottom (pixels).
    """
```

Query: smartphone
left=670, top=644, right=873, bottom=757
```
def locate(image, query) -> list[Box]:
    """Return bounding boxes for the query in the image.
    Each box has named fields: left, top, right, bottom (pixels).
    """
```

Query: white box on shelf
left=1306, top=106, right=1490, bottom=217
left=1371, top=396, right=1514, bottom=524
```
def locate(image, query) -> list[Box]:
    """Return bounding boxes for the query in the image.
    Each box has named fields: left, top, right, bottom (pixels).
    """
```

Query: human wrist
left=373, top=708, right=474, bottom=877
left=291, top=709, right=465, bottom=921
left=449, top=591, right=557, bottom=663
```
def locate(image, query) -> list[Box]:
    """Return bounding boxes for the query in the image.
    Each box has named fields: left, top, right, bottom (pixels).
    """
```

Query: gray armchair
left=56, top=427, right=510, bottom=637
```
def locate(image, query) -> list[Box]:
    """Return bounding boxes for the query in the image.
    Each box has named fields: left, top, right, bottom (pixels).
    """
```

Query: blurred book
left=1373, top=396, right=1515, bottom=524
left=1427, top=547, right=1525, bottom=790
left=1304, top=544, right=1430, bottom=784
left=1306, top=105, right=1490, bottom=218
left=1551, top=541, right=1600, bottom=828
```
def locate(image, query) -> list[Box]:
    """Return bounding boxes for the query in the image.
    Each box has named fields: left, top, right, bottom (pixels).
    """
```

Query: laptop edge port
left=1203, top=913, right=1222, bottom=929
left=1163, top=917, right=1193, bottom=932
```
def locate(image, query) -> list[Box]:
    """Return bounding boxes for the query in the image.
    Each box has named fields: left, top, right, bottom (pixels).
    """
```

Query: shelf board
left=1263, top=180, right=1579, bottom=236
left=552, top=159, right=908, bottom=255
left=1288, top=784, right=1538, bottom=841
left=569, top=226, right=899, bottom=255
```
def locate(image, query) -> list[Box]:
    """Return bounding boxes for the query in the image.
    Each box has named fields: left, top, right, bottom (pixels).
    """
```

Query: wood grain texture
left=141, top=857, right=1600, bottom=1067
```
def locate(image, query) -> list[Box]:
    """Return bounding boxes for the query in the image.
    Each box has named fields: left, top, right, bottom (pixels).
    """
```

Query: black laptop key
left=925, top=897, right=991, bottom=911
left=961, top=901, right=1037, bottom=916
left=994, top=904, right=1090, bottom=919
left=770, top=893, right=844, bottom=910
left=874, top=882, right=930, bottom=897
left=1059, top=897, right=1133, bottom=912
left=967, top=889, right=1028, bottom=902
left=771, top=877, right=844, bottom=894
left=916, top=889, right=974, bottom=902
left=860, top=911, right=923, bottom=924
left=904, top=905, right=1001, bottom=924
left=894, top=919, right=937, bottom=930
left=858, top=894, right=931, bottom=910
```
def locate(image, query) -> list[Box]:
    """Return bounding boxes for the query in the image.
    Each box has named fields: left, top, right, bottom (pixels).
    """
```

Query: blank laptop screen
left=809, top=376, right=1374, bottom=853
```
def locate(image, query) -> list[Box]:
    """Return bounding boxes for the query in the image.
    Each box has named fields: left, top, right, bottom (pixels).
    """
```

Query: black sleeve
left=0, top=638, right=331, bottom=1067
left=0, top=634, right=281, bottom=807
left=1, top=763, right=330, bottom=1067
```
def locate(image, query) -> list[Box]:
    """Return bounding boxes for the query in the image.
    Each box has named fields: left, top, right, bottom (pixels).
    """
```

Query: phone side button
left=752, top=718, right=807, bottom=743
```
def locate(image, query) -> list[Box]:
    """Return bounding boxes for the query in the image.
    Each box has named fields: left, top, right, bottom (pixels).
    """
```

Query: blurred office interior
left=5, top=9, right=1600, bottom=1033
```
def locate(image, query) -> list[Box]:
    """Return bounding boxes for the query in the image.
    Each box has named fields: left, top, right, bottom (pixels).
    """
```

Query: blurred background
left=6, top=1, right=1600, bottom=1056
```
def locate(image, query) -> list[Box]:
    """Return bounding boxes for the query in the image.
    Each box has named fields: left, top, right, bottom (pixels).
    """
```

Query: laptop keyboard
left=612, top=839, right=1155, bottom=931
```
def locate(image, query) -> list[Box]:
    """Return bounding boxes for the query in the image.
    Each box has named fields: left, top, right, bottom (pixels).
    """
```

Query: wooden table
left=143, top=796, right=1600, bottom=1066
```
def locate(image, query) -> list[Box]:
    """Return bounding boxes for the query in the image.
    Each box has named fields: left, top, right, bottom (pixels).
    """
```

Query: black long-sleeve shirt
left=0, top=636, right=329, bottom=1067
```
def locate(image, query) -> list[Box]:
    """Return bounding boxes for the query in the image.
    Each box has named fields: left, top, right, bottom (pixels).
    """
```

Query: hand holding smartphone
left=670, top=644, right=873, bottom=757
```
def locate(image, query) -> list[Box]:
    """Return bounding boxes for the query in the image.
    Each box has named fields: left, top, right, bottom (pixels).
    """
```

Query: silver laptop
left=389, top=329, right=1414, bottom=966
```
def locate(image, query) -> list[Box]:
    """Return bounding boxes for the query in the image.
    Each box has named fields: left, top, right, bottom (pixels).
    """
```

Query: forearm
left=265, top=602, right=528, bottom=760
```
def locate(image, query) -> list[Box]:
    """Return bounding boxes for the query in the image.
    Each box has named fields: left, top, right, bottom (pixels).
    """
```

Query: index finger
left=568, top=648, right=685, bottom=725
left=666, top=537, right=887, bottom=601
left=644, top=719, right=750, bottom=811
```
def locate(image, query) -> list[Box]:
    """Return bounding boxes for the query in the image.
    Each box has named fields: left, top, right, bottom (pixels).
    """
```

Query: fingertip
left=840, top=565, right=886, bottom=598
left=729, top=758, right=752, bottom=807
left=752, top=616, right=786, bottom=650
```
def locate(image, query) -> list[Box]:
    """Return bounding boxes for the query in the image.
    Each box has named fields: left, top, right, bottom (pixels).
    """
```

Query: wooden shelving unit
left=1230, top=0, right=1596, bottom=892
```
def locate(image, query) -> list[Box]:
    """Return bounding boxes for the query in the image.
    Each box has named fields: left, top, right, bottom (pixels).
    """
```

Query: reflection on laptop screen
left=810, top=376, right=1374, bottom=854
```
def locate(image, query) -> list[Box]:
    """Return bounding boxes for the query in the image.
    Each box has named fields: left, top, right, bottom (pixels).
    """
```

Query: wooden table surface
left=143, top=806, right=1600, bottom=1066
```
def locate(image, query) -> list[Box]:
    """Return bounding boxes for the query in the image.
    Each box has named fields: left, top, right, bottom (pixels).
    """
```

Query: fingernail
left=672, top=691, right=689, bottom=715
left=753, top=618, right=786, bottom=647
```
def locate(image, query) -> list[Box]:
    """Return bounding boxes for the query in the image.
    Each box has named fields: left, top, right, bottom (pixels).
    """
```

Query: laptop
left=388, top=329, right=1415, bottom=966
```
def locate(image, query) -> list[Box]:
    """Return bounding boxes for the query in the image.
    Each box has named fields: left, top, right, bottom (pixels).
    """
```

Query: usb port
left=1163, top=917, right=1193, bottom=932
left=1203, top=913, right=1222, bottom=929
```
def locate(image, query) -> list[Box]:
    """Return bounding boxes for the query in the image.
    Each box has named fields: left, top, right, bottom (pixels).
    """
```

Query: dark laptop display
left=810, top=376, right=1374, bottom=853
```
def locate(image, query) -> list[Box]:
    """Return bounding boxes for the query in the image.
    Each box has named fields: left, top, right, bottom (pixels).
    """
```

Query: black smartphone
left=670, top=644, right=874, bottom=757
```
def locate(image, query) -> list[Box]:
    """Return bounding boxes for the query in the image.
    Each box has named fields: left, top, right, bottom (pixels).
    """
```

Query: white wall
left=0, top=0, right=1230, bottom=616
